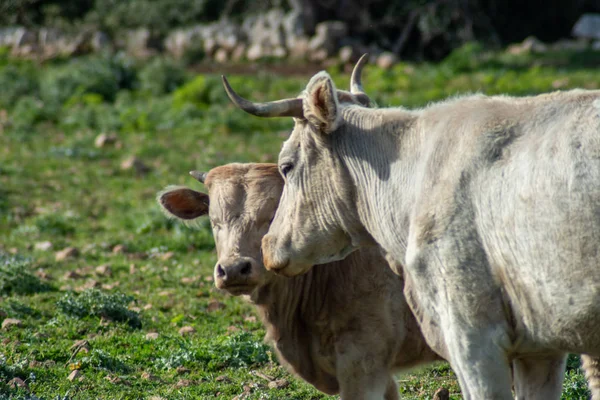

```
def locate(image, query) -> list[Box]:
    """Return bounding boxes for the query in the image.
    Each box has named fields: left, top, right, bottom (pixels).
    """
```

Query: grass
left=0, top=43, right=598, bottom=399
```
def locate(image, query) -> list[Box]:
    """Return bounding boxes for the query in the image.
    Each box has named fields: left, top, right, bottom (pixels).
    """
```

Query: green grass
left=1, top=43, right=598, bottom=399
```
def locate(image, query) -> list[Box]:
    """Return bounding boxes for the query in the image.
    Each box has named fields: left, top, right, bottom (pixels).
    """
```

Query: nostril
left=240, top=261, right=251, bottom=275
left=216, top=264, right=226, bottom=278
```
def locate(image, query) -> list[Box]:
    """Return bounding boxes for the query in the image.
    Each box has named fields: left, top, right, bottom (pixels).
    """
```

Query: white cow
left=221, top=56, right=600, bottom=399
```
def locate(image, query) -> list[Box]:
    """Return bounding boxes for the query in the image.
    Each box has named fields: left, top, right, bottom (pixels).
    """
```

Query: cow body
left=221, top=67, right=600, bottom=399
left=158, top=163, right=441, bottom=400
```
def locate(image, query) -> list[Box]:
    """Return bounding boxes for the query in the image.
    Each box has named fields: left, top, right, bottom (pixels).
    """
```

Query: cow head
left=157, top=164, right=283, bottom=295
left=222, top=56, right=373, bottom=276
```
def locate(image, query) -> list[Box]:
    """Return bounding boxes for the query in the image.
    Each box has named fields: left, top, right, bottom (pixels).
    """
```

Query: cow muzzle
left=214, top=257, right=258, bottom=294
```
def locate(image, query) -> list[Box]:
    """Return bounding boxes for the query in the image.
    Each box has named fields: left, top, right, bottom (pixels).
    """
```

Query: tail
left=582, top=354, right=600, bottom=399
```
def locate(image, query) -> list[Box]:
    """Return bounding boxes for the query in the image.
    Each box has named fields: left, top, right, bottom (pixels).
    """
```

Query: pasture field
left=0, top=44, right=598, bottom=399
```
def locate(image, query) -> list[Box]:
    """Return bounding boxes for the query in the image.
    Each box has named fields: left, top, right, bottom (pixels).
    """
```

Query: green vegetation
left=1, top=44, right=598, bottom=398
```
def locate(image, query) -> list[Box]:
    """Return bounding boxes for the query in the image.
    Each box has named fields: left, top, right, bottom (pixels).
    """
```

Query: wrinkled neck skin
left=333, top=106, right=420, bottom=264
left=246, top=265, right=341, bottom=392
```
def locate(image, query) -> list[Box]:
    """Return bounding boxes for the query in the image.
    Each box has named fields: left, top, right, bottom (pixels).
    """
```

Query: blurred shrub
left=0, top=253, right=52, bottom=296
left=9, top=96, right=52, bottom=130
left=57, top=288, right=141, bottom=328
left=39, top=55, right=137, bottom=107
left=0, top=64, right=39, bottom=110
left=138, top=57, right=187, bottom=96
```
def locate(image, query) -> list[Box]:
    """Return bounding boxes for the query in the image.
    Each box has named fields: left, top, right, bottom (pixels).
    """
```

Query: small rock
left=95, top=264, right=112, bottom=277
left=179, top=326, right=196, bottom=336
left=112, top=244, right=127, bottom=254
left=338, top=45, right=355, bottom=64
left=227, top=325, right=240, bottom=333
left=268, top=379, right=289, bottom=389
left=144, top=304, right=153, bottom=310
left=231, top=44, right=246, bottom=62
left=160, top=251, right=174, bottom=261
left=180, top=276, right=197, bottom=284
left=176, top=366, right=190, bottom=375
left=376, top=52, right=397, bottom=69
left=55, top=247, right=79, bottom=261
left=215, top=375, right=230, bottom=382
left=145, top=332, right=159, bottom=340
left=572, top=14, right=600, bottom=40
left=35, top=269, right=51, bottom=280
left=148, top=397, right=166, bottom=400
left=35, top=241, right=53, bottom=251
left=176, top=379, right=193, bottom=388
left=64, top=270, right=83, bottom=280
left=102, top=282, right=120, bottom=290
left=76, top=280, right=101, bottom=291
left=433, top=387, right=450, bottom=400
left=214, top=48, right=228, bottom=63
left=2, top=318, right=23, bottom=330
left=94, top=133, right=118, bottom=148
left=70, top=339, right=90, bottom=354
left=120, top=156, right=151, bottom=175
left=68, top=370, right=82, bottom=382
left=9, top=377, right=29, bottom=391
left=244, top=316, right=257, bottom=323
left=207, top=300, right=225, bottom=312
left=141, top=371, right=158, bottom=381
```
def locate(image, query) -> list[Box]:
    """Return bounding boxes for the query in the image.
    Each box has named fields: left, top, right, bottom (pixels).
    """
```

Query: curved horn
left=189, top=170, right=207, bottom=183
left=350, top=54, right=372, bottom=107
left=222, top=76, right=304, bottom=118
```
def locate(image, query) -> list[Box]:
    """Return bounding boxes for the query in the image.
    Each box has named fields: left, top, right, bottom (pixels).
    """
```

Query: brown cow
left=158, top=163, right=442, bottom=400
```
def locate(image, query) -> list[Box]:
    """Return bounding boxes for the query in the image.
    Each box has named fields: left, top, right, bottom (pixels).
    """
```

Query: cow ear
left=157, top=186, right=209, bottom=220
left=304, top=71, right=340, bottom=134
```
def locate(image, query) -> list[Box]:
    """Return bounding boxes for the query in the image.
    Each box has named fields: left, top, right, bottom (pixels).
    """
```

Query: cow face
left=221, top=57, right=372, bottom=277
left=158, top=164, right=283, bottom=295
left=262, top=73, right=362, bottom=276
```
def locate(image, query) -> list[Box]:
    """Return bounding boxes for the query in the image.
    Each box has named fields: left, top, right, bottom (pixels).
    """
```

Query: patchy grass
left=1, top=45, right=599, bottom=399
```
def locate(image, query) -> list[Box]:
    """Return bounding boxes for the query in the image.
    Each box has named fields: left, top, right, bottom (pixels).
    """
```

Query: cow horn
left=222, top=76, right=304, bottom=118
left=189, top=170, right=207, bottom=183
left=350, top=54, right=371, bottom=107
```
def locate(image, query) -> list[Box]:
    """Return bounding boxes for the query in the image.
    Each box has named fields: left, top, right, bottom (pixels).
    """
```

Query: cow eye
left=280, top=162, right=293, bottom=177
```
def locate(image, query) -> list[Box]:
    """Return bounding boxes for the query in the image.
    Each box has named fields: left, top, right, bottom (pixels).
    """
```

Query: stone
left=95, top=264, right=112, bottom=277
left=3, top=318, right=23, bottom=330
left=125, top=28, right=159, bottom=58
left=178, top=326, right=196, bottom=335
left=572, top=14, right=600, bottom=40
left=9, top=377, right=29, bottom=391
left=145, top=332, right=159, bottom=340
left=376, top=52, right=397, bottom=69
left=214, top=48, right=229, bottom=63
left=55, top=247, right=79, bottom=261
left=120, top=156, right=151, bottom=175
left=246, top=43, right=264, bottom=61
left=94, top=133, right=118, bottom=148
left=308, top=21, right=348, bottom=56
left=207, top=300, right=225, bottom=312
left=268, top=379, right=289, bottom=389
left=35, top=241, right=53, bottom=251
left=112, top=244, right=127, bottom=254
left=338, top=45, right=355, bottom=64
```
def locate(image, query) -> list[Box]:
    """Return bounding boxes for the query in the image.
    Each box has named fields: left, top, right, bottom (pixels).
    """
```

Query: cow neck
left=334, top=106, right=421, bottom=263
left=251, top=264, right=332, bottom=342
left=249, top=263, right=339, bottom=386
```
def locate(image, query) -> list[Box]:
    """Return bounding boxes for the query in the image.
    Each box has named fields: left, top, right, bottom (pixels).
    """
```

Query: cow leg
left=404, top=243, right=514, bottom=399
left=383, top=375, right=399, bottom=400
left=582, top=354, right=600, bottom=399
left=512, top=354, right=566, bottom=400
